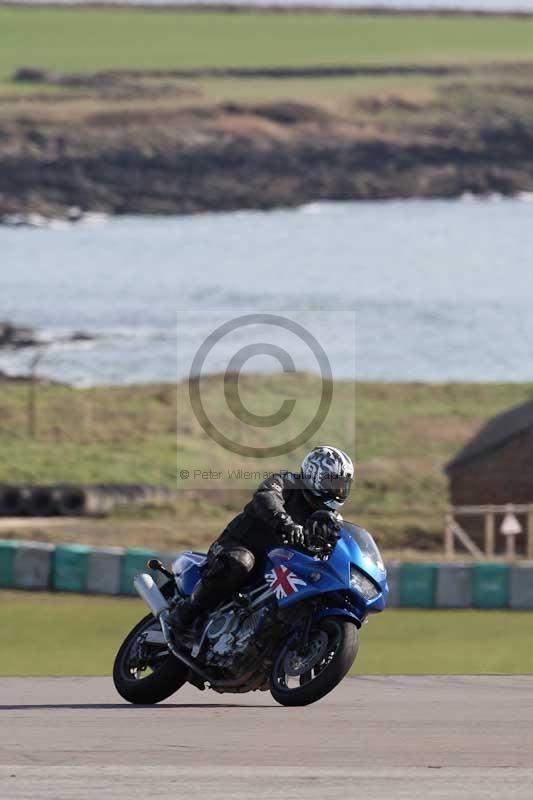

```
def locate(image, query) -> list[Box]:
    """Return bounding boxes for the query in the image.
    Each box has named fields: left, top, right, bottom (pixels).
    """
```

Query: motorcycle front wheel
left=270, top=617, right=359, bottom=707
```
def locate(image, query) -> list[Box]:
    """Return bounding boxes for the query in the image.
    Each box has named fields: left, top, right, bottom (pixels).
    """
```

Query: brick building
left=445, top=399, right=533, bottom=553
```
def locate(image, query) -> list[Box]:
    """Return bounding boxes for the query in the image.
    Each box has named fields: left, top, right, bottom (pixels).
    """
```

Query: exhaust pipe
left=133, top=572, right=214, bottom=685
left=134, top=573, right=169, bottom=618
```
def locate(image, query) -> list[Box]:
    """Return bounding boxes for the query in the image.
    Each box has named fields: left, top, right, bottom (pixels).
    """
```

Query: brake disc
left=283, top=630, right=329, bottom=677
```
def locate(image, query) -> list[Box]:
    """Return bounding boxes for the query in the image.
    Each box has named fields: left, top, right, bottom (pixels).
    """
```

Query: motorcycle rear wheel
left=113, top=612, right=188, bottom=704
left=270, top=617, right=358, bottom=707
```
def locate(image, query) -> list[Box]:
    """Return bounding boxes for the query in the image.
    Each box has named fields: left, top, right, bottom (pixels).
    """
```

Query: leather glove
left=306, top=510, right=341, bottom=544
left=282, top=524, right=306, bottom=548
left=277, top=514, right=307, bottom=548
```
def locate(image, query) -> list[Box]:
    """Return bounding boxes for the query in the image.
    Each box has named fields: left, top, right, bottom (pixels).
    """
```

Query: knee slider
left=203, top=556, right=229, bottom=581
left=228, top=549, right=255, bottom=575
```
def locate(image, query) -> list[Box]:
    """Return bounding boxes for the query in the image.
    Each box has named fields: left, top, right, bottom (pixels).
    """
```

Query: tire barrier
left=436, top=563, right=472, bottom=609
left=119, top=548, right=158, bottom=596
left=55, top=487, right=115, bottom=517
left=52, top=544, right=91, bottom=592
left=119, top=547, right=169, bottom=595
left=472, top=563, right=509, bottom=609
left=509, top=564, right=533, bottom=609
left=0, top=484, right=175, bottom=517
left=86, top=547, right=123, bottom=595
left=1, top=543, right=533, bottom=605
left=399, top=563, right=438, bottom=608
left=13, top=541, right=54, bottom=590
left=0, top=486, right=31, bottom=516
left=0, top=539, right=18, bottom=588
left=27, top=487, right=58, bottom=517
left=384, top=561, right=400, bottom=607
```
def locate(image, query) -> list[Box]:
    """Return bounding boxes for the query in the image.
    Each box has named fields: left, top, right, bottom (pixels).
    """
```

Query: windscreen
left=341, top=522, right=385, bottom=572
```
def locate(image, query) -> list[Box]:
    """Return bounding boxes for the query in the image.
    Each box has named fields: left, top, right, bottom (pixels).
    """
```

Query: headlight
left=350, top=566, right=380, bottom=601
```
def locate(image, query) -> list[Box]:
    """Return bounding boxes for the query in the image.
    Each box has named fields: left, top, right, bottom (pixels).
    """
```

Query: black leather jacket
left=222, top=471, right=315, bottom=556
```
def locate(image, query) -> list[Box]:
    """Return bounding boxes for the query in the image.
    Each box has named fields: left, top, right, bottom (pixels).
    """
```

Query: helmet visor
left=320, top=474, right=353, bottom=502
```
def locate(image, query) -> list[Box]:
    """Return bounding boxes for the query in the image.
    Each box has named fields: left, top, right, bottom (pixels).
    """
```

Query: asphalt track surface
left=1, top=675, right=532, bottom=799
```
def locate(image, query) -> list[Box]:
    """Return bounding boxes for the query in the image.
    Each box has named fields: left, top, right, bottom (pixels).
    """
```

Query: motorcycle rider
left=170, top=445, right=354, bottom=634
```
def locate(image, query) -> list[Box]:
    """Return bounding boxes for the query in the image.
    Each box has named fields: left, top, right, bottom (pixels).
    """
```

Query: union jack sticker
left=265, top=564, right=307, bottom=600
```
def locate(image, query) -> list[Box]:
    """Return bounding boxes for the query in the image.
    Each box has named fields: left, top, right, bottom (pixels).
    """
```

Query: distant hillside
left=2, top=9, right=533, bottom=219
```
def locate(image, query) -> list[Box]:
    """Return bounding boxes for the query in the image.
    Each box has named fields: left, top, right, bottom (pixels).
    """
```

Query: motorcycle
left=113, top=520, right=388, bottom=707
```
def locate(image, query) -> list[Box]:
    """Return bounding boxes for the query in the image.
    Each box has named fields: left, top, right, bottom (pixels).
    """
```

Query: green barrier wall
left=0, top=541, right=525, bottom=608
left=120, top=548, right=156, bottom=596
left=399, top=563, right=437, bottom=607
left=472, top=563, right=509, bottom=609
left=0, top=539, right=18, bottom=588
left=53, top=544, right=91, bottom=592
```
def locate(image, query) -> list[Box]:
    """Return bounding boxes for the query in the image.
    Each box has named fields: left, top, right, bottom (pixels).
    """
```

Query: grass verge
left=1, top=591, right=531, bottom=677
left=1, top=378, right=533, bottom=551
left=3, top=8, right=533, bottom=85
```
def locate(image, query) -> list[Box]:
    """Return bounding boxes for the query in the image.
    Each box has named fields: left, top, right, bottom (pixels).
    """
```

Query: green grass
left=0, top=591, right=146, bottom=676
left=2, top=8, right=533, bottom=87
left=358, top=609, right=533, bottom=674
left=2, top=378, right=533, bottom=550
left=2, top=8, right=532, bottom=131
left=1, top=591, right=531, bottom=676
left=177, top=377, right=533, bottom=548
left=197, top=73, right=440, bottom=106
left=0, top=382, right=176, bottom=485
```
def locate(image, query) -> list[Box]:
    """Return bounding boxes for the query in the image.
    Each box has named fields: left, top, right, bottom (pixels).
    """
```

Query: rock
left=67, top=206, right=83, bottom=221
left=68, top=331, right=95, bottom=342
left=0, top=322, right=37, bottom=349
left=14, top=67, right=51, bottom=83
left=0, top=322, right=100, bottom=350
left=1, top=210, right=86, bottom=227
left=1, top=75, right=533, bottom=217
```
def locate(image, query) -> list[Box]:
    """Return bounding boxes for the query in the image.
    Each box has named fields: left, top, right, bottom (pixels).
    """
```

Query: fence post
left=484, top=507, right=495, bottom=558
left=27, top=346, right=47, bottom=439
left=506, top=531, right=517, bottom=560
left=444, top=512, right=454, bottom=559
left=528, top=506, right=533, bottom=561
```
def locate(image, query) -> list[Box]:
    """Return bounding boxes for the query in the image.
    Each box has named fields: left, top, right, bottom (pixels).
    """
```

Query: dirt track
left=1, top=675, right=532, bottom=798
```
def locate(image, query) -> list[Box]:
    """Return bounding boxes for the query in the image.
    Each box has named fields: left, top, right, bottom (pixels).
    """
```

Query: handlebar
left=304, top=528, right=340, bottom=560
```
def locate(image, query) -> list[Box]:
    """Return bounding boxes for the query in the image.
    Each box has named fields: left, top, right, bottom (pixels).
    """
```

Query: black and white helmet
left=301, top=446, right=354, bottom=510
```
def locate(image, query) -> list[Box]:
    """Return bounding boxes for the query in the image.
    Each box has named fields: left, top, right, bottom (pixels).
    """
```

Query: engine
left=203, top=608, right=266, bottom=670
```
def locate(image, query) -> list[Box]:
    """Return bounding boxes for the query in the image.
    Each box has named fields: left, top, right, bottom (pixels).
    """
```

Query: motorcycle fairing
left=172, top=523, right=388, bottom=616
left=264, top=525, right=388, bottom=615
left=173, top=552, right=207, bottom=596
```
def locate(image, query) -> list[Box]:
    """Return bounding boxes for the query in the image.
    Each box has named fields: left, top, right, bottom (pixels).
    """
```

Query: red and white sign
left=501, top=510, right=522, bottom=536
left=265, top=565, right=307, bottom=600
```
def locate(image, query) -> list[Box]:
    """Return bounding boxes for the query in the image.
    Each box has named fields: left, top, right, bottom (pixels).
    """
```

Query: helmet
left=301, top=446, right=354, bottom=510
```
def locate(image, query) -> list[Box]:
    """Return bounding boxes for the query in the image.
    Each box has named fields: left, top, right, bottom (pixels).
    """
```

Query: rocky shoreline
left=0, top=322, right=97, bottom=349
left=2, top=64, right=533, bottom=220
left=2, top=119, right=533, bottom=221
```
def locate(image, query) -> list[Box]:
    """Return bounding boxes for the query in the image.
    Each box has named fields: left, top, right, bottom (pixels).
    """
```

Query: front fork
left=283, top=601, right=363, bottom=654
left=277, top=603, right=316, bottom=654
left=297, top=605, right=314, bottom=651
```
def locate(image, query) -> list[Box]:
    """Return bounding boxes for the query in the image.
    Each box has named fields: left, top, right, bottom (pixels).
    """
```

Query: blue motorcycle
left=113, top=520, right=388, bottom=707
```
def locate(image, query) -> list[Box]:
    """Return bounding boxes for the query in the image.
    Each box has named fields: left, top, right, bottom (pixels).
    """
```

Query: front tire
left=113, top=612, right=188, bottom=704
left=270, top=617, right=358, bottom=707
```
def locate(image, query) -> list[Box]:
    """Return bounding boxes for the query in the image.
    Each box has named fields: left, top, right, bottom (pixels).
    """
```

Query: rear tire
left=113, top=612, right=188, bottom=704
left=270, top=617, right=358, bottom=707
left=114, top=577, right=188, bottom=704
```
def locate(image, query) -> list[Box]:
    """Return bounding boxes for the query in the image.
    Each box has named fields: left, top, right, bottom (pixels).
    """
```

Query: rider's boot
left=169, top=598, right=198, bottom=631
left=168, top=581, right=211, bottom=640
